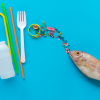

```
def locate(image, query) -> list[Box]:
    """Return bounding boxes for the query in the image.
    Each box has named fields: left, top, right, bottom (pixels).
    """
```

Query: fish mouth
left=69, top=52, right=73, bottom=59
left=69, top=52, right=78, bottom=65
left=69, top=51, right=79, bottom=62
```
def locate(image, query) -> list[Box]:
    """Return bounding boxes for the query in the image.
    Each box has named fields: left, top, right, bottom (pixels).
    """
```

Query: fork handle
left=21, top=29, right=25, bottom=63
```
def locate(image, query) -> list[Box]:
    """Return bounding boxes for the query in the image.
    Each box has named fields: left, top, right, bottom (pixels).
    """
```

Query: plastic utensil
left=10, top=7, right=25, bottom=79
left=0, top=13, right=12, bottom=59
left=17, top=11, right=26, bottom=63
left=0, top=41, right=15, bottom=79
left=1, top=3, right=19, bottom=73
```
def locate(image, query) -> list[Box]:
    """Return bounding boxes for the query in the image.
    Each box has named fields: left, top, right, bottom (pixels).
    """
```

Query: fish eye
left=76, top=52, right=80, bottom=55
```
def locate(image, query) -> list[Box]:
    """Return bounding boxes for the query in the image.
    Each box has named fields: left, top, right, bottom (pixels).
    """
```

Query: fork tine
left=24, top=11, right=26, bottom=22
left=20, top=11, right=21, bottom=21
left=17, top=11, right=19, bottom=23
left=22, top=11, right=23, bottom=22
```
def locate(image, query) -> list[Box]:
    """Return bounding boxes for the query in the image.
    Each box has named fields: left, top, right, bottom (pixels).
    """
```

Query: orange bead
left=33, top=25, right=38, bottom=29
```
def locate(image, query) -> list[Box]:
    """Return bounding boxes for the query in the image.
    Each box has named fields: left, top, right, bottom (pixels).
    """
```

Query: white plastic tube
left=0, top=41, right=15, bottom=79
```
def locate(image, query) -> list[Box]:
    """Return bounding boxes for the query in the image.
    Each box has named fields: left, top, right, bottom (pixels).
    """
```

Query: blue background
left=0, top=0, right=100, bottom=100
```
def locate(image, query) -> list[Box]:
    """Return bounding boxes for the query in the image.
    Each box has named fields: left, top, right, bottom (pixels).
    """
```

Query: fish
left=69, top=50, right=100, bottom=80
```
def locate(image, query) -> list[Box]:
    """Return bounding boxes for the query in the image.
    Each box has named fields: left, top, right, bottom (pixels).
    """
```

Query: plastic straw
left=0, top=13, right=12, bottom=59
left=1, top=3, right=19, bottom=73
left=10, top=7, right=25, bottom=78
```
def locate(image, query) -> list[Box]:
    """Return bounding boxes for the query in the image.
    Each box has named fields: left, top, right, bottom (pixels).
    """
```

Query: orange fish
left=69, top=50, right=100, bottom=80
